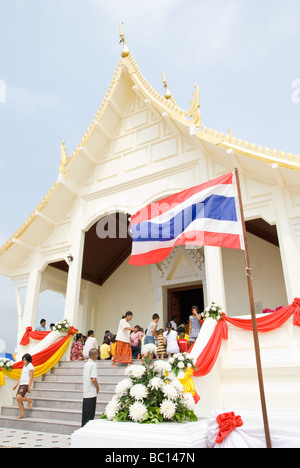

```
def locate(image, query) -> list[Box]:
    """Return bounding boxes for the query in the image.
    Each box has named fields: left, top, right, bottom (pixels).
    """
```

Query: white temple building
left=1, top=30, right=300, bottom=433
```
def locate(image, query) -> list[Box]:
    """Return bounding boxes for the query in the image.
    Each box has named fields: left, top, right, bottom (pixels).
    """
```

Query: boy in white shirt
left=13, top=353, right=34, bottom=419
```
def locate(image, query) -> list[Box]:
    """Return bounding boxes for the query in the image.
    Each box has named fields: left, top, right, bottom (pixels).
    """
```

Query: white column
left=64, top=200, right=86, bottom=329
left=272, top=186, right=300, bottom=303
left=21, top=269, right=42, bottom=333
left=204, top=246, right=227, bottom=313
left=15, top=287, right=23, bottom=345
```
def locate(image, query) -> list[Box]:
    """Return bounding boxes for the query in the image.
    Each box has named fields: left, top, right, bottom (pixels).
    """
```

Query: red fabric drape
left=19, top=327, right=51, bottom=346
left=225, top=298, right=300, bottom=332
left=193, top=319, right=228, bottom=377
left=193, top=298, right=300, bottom=378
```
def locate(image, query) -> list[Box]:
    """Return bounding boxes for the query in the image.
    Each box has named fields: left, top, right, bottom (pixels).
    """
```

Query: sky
left=0, top=0, right=299, bottom=352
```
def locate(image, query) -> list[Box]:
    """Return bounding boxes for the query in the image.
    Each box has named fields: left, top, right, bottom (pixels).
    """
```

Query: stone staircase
left=0, top=360, right=128, bottom=435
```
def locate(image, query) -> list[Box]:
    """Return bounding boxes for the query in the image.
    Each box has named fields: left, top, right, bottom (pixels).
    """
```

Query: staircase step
left=2, top=405, right=83, bottom=423
left=0, top=359, right=128, bottom=434
left=34, top=380, right=118, bottom=392
left=44, top=373, right=123, bottom=383
left=0, top=415, right=80, bottom=435
left=29, top=388, right=113, bottom=402
left=11, top=396, right=108, bottom=412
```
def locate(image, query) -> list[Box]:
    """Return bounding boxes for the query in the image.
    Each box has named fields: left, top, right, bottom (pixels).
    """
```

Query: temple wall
left=93, top=261, right=157, bottom=342
left=222, top=232, right=288, bottom=316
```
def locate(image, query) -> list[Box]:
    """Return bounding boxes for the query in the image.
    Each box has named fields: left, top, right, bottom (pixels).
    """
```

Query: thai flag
left=128, top=172, right=245, bottom=266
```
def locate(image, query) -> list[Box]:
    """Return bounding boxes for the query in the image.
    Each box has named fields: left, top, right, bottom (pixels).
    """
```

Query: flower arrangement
left=0, top=358, right=14, bottom=372
left=168, top=352, right=197, bottom=378
left=101, top=358, right=198, bottom=424
left=52, top=319, right=70, bottom=333
left=201, top=302, right=224, bottom=322
left=141, top=343, right=157, bottom=357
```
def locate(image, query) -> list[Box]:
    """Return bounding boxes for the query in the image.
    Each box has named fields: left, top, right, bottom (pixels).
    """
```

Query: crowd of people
left=13, top=307, right=202, bottom=423
left=70, top=305, right=203, bottom=365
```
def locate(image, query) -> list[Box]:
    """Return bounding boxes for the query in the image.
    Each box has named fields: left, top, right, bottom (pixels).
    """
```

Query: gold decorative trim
left=0, top=183, right=59, bottom=256
left=198, top=126, right=300, bottom=169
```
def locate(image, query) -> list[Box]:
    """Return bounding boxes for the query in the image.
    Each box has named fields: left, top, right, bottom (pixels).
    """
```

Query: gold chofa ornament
left=188, top=84, right=202, bottom=127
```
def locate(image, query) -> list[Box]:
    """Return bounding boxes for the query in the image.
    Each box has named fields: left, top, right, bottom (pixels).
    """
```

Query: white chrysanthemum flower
left=178, top=355, right=184, bottom=361
left=182, top=392, right=196, bottom=411
left=177, top=370, right=185, bottom=379
left=177, top=361, right=184, bottom=369
left=148, top=377, right=164, bottom=390
left=124, top=365, right=133, bottom=376
left=105, top=396, right=121, bottom=420
left=170, top=379, right=184, bottom=394
left=126, top=365, right=146, bottom=379
left=129, top=401, right=147, bottom=423
left=115, top=378, right=133, bottom=395
left=160, top=399, right=177, bottom=420
left=153, top=360, right=172, bottom=375
left=141, top=343, right=157, bottom=355
left=162, top=383, right=178, bottom=400
left=131, top=365, right=146, bottom=378
left=130, top=384, right=148, bottom=400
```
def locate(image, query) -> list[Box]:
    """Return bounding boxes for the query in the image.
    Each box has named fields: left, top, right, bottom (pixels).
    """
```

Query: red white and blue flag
left=128, top=172, right=245, bottom=266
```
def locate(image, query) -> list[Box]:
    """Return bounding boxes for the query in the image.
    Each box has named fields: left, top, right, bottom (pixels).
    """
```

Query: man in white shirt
left=81, top=348, right=99, bottom=427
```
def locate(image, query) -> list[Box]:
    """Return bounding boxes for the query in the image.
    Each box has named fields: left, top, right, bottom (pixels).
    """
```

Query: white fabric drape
left=16, top=331, right=68, bottom=361
left=189, top=317, right=217, bottom=360
left=206, top=409, right=300, bottom=448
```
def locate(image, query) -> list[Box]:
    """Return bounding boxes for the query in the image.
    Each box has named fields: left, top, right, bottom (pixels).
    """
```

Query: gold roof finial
left=162, top=70, right=172, bottom=100
left=59, top=140, right=70, bottom=174
left=119, top=22, right=130, bottom=58
left=188, top=84, right=202, bottom=127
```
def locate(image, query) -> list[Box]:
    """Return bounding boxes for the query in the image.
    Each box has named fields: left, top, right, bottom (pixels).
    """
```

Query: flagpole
left=234, top=168, right=272, bottom=449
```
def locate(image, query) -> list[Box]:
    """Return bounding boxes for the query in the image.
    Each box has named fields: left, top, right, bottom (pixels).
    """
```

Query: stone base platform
left=71, top=419, right=208, bottom=448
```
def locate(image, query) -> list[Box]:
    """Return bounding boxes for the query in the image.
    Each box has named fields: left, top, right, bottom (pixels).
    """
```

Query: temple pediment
left=0, top=28, right=299, bottom=282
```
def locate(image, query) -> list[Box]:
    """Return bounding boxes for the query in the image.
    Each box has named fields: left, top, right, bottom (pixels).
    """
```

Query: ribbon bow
left=178, top=368, right=201, bottom=404
left=216, top=412, right=244, bottom=444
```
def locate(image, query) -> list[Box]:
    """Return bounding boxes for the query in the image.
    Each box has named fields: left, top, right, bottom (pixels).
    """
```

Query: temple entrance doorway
left=167, top=285, right=204, bottom=330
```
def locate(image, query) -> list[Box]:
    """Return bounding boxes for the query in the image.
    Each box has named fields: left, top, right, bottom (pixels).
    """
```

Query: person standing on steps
left=112, top=311, right=138, bottom=367
left=82, top=348, right=99, bottom=427
left=189, top=305, right=202, bottom=347
left=13, top=353, right=34, bottom=419
left=83, top=330, right=99, bottom=360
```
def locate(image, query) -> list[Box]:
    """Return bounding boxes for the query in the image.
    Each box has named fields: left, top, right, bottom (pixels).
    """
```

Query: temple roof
left=0, top=30, right=299, bottom=265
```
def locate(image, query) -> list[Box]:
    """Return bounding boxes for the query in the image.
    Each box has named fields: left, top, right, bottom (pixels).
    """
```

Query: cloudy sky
left=0, top=0, right=299, bottom=351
